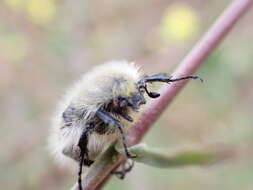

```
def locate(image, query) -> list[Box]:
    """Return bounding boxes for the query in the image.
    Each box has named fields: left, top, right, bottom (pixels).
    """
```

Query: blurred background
left=0, top=0, right=253, bottom=189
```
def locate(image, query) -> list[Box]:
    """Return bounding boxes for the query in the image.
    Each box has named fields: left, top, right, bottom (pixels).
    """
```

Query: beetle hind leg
left=77, top=125, right=95, bottom=190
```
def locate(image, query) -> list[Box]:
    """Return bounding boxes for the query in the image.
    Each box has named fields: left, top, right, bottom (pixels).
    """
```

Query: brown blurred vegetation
left=0, top=0, right=253, bottom=190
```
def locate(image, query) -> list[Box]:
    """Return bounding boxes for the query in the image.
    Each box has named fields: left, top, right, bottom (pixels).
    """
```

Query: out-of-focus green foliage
left=0, top=0, right=253, bottom=190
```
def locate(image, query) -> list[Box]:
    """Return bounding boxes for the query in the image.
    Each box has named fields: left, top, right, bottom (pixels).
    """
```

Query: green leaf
left=115, top=144, right=234, bottom=168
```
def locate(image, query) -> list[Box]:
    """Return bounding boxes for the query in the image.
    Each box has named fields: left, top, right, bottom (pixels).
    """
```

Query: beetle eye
left=118, top=96, right=128, bottom=107
left=139, top=87, right=145, bottom=93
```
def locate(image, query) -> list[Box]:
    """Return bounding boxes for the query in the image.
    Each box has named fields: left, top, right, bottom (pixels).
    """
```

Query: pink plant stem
left=129, top=0, right=253, bottom=145
left=73, top=0, right=253, bottom=189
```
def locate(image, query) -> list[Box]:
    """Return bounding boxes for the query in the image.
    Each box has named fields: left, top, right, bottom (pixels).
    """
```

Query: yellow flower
left=160, top=3, right=199, bottom=42
left=26, top=0, right=56, bottom=25
left=3, top=0, right=23, bottom=10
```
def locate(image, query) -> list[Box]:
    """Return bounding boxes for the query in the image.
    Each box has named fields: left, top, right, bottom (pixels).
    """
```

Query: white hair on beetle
left=48, top=60, right=143, bottom=168
left=47, top=60, right=201, bottom=188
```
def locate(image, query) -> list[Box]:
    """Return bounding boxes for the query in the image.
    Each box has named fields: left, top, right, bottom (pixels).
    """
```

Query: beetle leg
left=96, top=110, right=136, bottom=158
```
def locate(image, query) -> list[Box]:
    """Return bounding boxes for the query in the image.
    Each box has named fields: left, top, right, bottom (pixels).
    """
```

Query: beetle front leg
left=95, top=110, right=136, bottom=158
